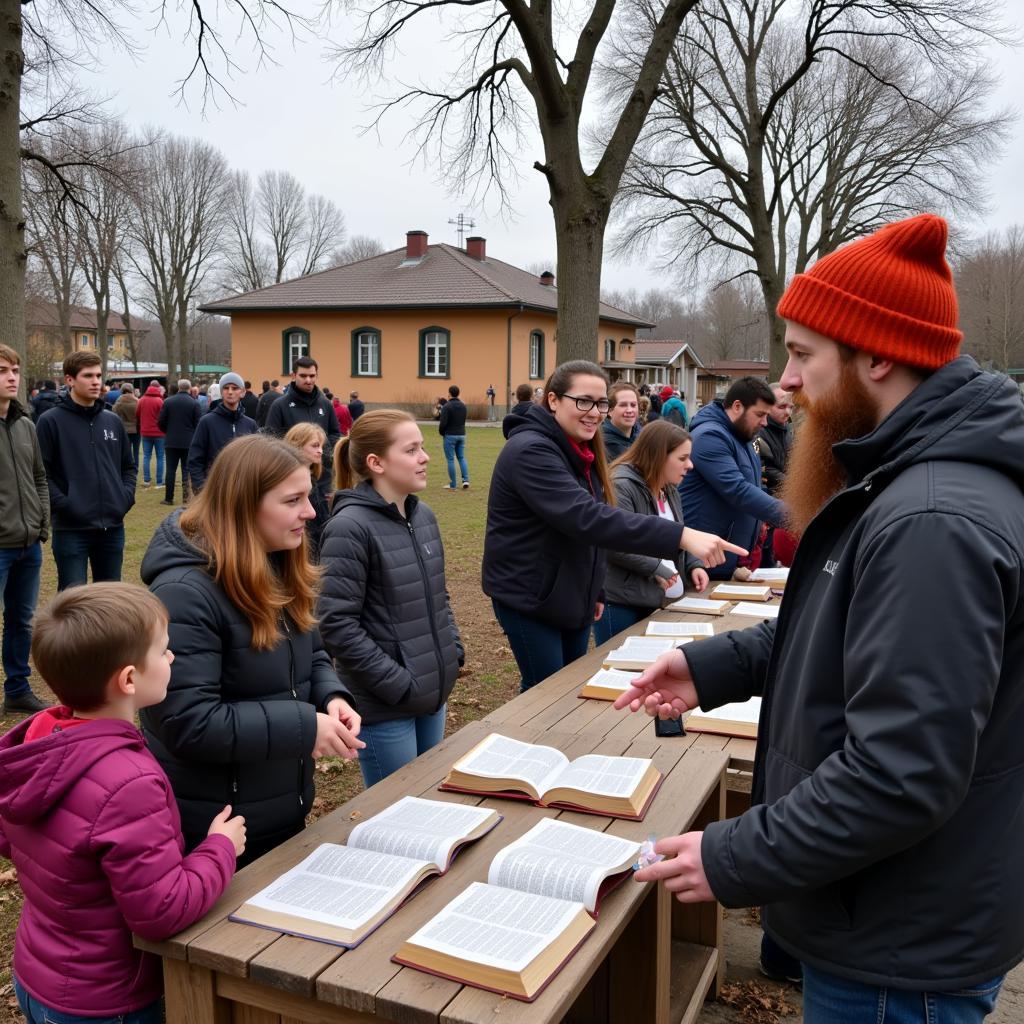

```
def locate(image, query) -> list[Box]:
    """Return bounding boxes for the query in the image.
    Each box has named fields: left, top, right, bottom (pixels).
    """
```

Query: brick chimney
left=406, top=230, right=428, bottom=259
left=466, top=236, right=486, bottom=261
left=539, top=270, right=555, bottom=286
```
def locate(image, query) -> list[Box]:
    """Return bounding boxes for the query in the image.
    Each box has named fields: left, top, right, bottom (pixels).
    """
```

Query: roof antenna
left=448, top=213, right=476, bottom=249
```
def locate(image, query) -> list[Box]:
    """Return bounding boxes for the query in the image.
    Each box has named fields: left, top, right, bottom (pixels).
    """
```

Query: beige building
left=200, top=231, right=652, bottom=414
left=26, top=299, right=146, bottom=364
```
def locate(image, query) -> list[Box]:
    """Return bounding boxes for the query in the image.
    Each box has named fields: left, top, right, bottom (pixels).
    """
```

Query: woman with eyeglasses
left=484, top=359, right=744, bottom=691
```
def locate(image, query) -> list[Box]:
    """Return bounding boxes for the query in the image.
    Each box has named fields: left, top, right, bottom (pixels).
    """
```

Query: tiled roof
left=200, top=243, right=652, bottom=328
left=27, top=299, right=139, bottom=334
left=706, top=360, right=769, bottom=372
left=634, top=340, right=706, bottom=368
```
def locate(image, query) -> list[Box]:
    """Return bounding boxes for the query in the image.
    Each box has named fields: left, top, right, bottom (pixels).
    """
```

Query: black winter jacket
left=600, top=418, right=638, bottom=461
left=754, top=418, right=791, bottom=496
left=30, top=390, right=60, bottom=423
left=255, top=388, right=280, bottom=429
left=438, top=398, right=468, bottom=436
left=604, top=464, right=701, bottom=610
left=318, top=482, right=462, bottom=725
left=139, top=513, right=353, bottom=850
left=483, top=405, right=683, bottom=630
left=157, top=392, right=201, bottom=449
left=36, top=396, right=135, bottom=530
left=689, top=357, right=1024, bottom=989
left=187, top=404, right=257, bottom=491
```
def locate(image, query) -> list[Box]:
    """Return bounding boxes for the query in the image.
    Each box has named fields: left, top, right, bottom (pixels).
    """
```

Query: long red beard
left=780, top=362, right=880, bottom=536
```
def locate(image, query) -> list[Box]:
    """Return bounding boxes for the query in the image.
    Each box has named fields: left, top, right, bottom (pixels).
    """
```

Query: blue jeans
left=0, top=542, right=42, bottom=697
left=442, top=435, right=469, bottom=487
left=492, top=600, right=591, bottom=693
left=15, top=977, right=163, bottom=1024
left=802, top=965, right=1004, bottom=1024
left=593, top=601, right=651, bottom=645
left=358, top=705, right=447, bottom=787
left=51, top=527, right=125, bottom=591
left=141, top=436, right=164, bottom=484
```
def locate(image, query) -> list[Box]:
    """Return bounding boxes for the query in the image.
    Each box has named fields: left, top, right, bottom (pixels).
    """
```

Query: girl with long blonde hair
left=317, top=410, right=463, bottom=786
left=140, top=434, right=362, bottom=865
left=283, top=422, right=331, bottom=560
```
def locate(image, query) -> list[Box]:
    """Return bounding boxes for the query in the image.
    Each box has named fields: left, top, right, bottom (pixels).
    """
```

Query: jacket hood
left=212, top=401, right=246, bottom=422
left=286, top=382, right=322, bottom=406
left=144, top=385, right=163, bottom=398
left=140, top=510, right=210, bottom=584
left=835, top=356, right=1024, bottom=490
left=57, top=394, right=106, bottom=419
left=5, top=398, right=29, bottom=423
left=0, top=717, right=143, bottom=824
left=330, top=479, right=419, bottom=522
left=689, top=399, right=729, bottom=431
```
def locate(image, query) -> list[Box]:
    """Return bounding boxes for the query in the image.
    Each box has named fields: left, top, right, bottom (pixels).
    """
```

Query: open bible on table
left=439, top=732, right=662, bottom=820
left=229, top=796, right=501, bottom=947
left=393, top=818, right=641, bottom=1001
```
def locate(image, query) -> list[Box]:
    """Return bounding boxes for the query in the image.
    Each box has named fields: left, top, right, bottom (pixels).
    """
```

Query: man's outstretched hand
left=612, top=648, right=699, bottom=720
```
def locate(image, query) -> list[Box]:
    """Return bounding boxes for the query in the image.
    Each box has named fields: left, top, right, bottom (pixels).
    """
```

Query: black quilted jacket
left=317, top=481, right=463, bottom=725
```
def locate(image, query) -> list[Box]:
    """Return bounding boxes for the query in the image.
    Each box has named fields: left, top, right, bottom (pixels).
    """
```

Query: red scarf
left=566, top=437, right=596, bottom=493
left=25, top=705, right=95, bottom=742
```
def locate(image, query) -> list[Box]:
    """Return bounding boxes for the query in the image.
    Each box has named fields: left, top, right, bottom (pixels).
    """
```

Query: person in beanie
left=186, top=372, right=257, bottom=492
left=616, top=214, right=1024, bottom=1023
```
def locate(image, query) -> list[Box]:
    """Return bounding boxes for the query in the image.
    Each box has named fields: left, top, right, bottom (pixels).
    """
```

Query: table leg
left=163, top=958, right=231, bottom=1024
left=609, top=881, right=672, bottom=1024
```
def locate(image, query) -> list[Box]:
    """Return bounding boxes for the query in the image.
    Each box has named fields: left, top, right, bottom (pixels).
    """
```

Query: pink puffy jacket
left=0, top=714, right=236, bottom=1016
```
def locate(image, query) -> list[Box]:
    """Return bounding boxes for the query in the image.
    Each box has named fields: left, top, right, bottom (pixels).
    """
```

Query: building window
left=604, top=338, right=616, bottom=362
left=81, top=334, right=92, bottom=348
left=282, top=327, right=310, bottom=374
left=351, top=327, right=381, bottom=377
left=419, top=326, right=450, bottom=378
left=529, top=330, right=545, bottom=380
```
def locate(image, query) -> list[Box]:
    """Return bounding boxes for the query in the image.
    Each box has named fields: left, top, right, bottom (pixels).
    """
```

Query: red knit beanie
left=776, top=214, right=962, bottom=370
left=659, top=385, right=674, bottom=401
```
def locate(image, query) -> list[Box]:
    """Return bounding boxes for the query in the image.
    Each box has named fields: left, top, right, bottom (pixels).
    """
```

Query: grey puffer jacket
left=690, top=357, right=1024, bottom=989
left=317, top=481, right=463, bottom=725
left=604, top=463, right=702, bottom=610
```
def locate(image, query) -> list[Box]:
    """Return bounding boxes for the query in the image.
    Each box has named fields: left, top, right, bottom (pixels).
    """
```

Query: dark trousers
left=593, top=601, right=652, bottom=645
left=128, top=432, right=141, bottom=468
left=51, top=527, right=125, bottom=591
left=164, top=447, right=192, bottom=504
left=0, top=542, right=42, bottom=697
left=492, top=600, right=591, bottom=693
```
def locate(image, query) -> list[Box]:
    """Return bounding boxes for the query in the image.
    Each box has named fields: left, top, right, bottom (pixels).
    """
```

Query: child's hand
left=208, top=805, right=247, bottom=857
left=314, top=713, right=365, bottom=760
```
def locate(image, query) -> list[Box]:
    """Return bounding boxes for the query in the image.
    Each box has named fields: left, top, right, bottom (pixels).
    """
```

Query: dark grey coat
left=604, top=463, right=702, bottom=610
left=317, top=482, right=463, bottom=725
left=689, top=357, right=1024, bottom=989
left=140, top=513, right=353, bottom=851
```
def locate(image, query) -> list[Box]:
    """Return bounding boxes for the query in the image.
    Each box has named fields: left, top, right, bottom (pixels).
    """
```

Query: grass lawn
left=0, top=422, right=520, bottom=1020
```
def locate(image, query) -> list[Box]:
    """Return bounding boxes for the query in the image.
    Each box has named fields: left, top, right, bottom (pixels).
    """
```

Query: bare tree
left=957, top=227, right=1024, bottom=372
left=331, top=233, right=385, bottom=266
left=607, top=0, right=1007, bottom=374
left=131, top=135, right=228, bottom=379
left=223, top=170, right=272, bottom=293
left=334, top=0, right=715, bottom=364
left=298, top=193, right=346, bottom=277
left=258, top=170, right=306, bottom=283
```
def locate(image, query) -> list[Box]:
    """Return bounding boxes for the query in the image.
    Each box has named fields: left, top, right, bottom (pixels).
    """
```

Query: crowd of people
left=0, top=213, right=1022, bottom=1024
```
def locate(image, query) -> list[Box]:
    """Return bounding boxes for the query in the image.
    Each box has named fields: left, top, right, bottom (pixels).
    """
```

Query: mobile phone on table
left=654, top=717, right=685, bottom=737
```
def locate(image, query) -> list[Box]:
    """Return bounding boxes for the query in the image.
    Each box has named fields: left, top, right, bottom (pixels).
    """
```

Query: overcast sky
left=78, top=0, right=1024, bottom=296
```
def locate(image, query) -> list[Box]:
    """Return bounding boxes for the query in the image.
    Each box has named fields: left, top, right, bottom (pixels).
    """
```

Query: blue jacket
left=483, top=404, right=683, bottom=630
left=36, top=396, right=136, bottom=530
left=187, top=404, right=257, bottom=491
left=679, top=400, right=785, bottom=578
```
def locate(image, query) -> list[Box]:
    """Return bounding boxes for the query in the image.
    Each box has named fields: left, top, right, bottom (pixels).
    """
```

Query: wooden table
left=484, top=593, right=777, bottom=818
left=138, top=719, right=729, bottom=1024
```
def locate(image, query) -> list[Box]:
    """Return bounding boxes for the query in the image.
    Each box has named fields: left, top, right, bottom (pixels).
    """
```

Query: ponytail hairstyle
left=610, top=418, right=690, bottom=494
left=283, top=422, right=327, bottom=481
left=178, top=434, right=319, bottom=650
left=334, top=409, right=416, bottom=491
left=543, top=359, right=616, bottom=507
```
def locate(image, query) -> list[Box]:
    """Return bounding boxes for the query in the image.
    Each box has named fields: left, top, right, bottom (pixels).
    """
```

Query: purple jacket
left=0, top=715, right=236, bottom=1016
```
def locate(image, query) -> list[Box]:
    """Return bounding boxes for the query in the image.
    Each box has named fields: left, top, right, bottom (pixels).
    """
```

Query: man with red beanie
left=617, top=214, right=1024, bottom=1022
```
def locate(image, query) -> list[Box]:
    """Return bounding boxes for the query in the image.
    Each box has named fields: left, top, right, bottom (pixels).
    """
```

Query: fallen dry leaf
left=720, top=980, right=798, bottom=1024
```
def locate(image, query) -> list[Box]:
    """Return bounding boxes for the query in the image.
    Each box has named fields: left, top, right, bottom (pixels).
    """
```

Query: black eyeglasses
left=560, top=393, right=611, bottom=414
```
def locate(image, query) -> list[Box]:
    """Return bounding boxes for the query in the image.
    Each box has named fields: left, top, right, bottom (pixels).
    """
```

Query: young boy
left=0, top=583, right=246, bottom=1024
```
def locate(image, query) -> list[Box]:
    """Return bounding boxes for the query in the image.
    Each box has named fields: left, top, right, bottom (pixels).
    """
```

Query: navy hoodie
left=186, top=403, right=257, bottom=491
left=483, top=404, right=683, bottom=630
left=36, top=396, right=136, bottom=530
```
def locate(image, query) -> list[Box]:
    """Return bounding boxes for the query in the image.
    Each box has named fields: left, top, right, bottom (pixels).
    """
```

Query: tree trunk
left=0, top=0, right=24, bottom=397
left=551, top=191, right=610, bottom=366
left=161, top=314, right=177, bottom=380
left=176, top=298, right=190, bottom=379
left=95, top=298, right=110, bottom=379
